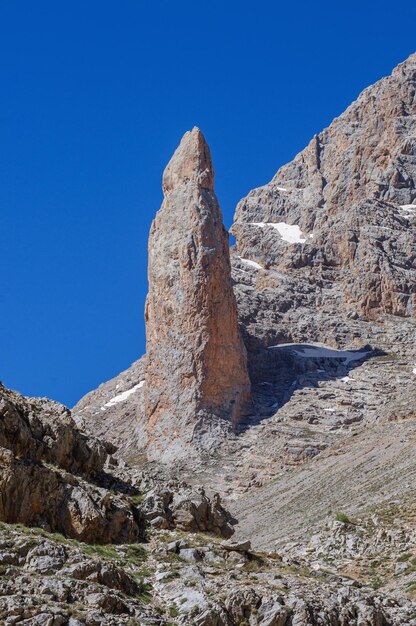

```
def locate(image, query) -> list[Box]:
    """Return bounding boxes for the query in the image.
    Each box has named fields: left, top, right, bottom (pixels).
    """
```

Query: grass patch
left=405, top=580, right=416, bottom=599
left=164, top=570, right=181, bottom=581
left=81, top=543, right=121, bottom=560
left=335, top=512, right=351, bottom=525
left=80, top=542, right=147, bottom=566
left=130, top=494, right=144, bottom=506
left=371, top=576, right=384, bottom=590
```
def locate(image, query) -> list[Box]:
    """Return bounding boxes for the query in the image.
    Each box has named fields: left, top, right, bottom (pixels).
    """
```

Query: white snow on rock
left=103, top=381, right=145, bottom=409
left=238, top=256, right=263, bottom=270
left=249, top=222, right=310, bottom=244
left=399, top=204, right=416, bottom=218
left=276, top=186, right=289, bottom=192
left=413, top=367, right=416, bottom=375
left=268, top=342, right=371, bottom=365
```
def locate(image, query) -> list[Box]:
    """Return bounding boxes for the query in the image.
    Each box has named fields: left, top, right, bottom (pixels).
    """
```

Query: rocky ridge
left=232, top=52, right=416, bottom=323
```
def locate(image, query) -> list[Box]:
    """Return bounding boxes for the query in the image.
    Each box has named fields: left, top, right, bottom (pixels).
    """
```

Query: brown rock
left=0, top=446, right=141, bottom=543
left=0, top=384, right=143, bottom=543
left=0, top=386, right=109, bottom=477
left=144, top=127, right=250, bottom=462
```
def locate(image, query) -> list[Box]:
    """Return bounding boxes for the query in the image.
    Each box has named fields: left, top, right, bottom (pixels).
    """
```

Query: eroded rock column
left=144, top=128, right=250, bottom=462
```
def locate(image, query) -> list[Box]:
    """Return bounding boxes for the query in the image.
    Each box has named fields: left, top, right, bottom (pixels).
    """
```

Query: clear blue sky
left=1, top=1, right=415, bottom=407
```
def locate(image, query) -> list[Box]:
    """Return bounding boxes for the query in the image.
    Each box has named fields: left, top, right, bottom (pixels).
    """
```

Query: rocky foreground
left=3, top=383, right=416, bottom=624
left=2, top=514, right=416, bottom=626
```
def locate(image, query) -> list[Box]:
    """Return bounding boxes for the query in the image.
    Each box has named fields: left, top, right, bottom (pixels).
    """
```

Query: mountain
left=2, top=53, right=416, bottom=624
left=74, top=52, right=416, bottom=471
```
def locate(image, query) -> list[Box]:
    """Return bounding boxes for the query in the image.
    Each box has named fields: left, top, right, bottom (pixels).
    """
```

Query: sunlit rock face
left=144, top=128, right=250, bottom=462
left=232, top=52, right=416, bottom=321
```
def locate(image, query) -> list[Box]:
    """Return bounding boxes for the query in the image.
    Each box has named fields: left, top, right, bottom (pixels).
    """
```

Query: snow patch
left=340, top=376, right=351, bottom=382
left=268, top=342, right=371, bottom=365
left=399, top=204, right=416, bottom=218
left=103, top=381, right=145, bottom=408
left=413, top=367, right=416, bottom=375
left=238, top=256, right=263, bottom=270
left=249, top=222, right=310, bottom=244
left=276, top=186, right=289, bottom=192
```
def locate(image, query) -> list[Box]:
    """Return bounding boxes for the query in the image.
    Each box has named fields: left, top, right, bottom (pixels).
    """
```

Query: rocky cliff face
left=73, top=356, right=146, bottom=465
left=144, top=128, right=250, bottom=462
left=232, top=53, right=416, bottom=325
left=0, top=384, right=144, bottom=543
left=73, top=56, right=416, bottom=478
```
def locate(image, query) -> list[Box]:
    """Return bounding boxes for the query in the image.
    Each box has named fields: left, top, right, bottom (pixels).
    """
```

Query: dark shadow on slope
left=90, top=470, right=141, bottom=497
left=237, top=343, right=386, bottom=433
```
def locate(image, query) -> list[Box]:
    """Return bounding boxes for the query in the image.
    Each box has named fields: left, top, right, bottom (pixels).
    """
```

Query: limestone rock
left=0, top=386, right=110, bottom=476
left=0, top=384, right=143, bottom=543
left=232, top=52, right=416, bottom=321
left=141, top=484, right=237, bottom=538
left=144, top=127, right=250, bottom=462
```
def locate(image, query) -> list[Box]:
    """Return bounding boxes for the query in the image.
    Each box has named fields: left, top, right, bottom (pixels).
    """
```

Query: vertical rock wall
left=144, top=128, right=250, bottom=462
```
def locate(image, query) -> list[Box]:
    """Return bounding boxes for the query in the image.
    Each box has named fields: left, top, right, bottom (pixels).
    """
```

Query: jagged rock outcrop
left=0, top=386, right=113, bottom=475
left=232, top=52, right=416, bottom=322
left=144, top=127, right=250, bottom=462
left=0, top=384, right=143, bottom=543
left=142, top=485, right=236, bottom=538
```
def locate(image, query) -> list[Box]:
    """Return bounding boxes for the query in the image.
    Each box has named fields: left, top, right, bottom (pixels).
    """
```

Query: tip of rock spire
left=162, top=127, right=214, bottom=193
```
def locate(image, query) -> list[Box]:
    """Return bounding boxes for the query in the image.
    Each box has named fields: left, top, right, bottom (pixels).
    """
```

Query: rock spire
left=144, top=128, right=250, bottom=462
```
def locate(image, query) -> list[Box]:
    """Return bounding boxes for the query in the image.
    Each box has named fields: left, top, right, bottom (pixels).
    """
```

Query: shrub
left=335, top=512, right=351, bottom=524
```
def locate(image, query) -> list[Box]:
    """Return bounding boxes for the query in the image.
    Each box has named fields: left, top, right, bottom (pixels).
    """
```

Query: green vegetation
left=81, top=543, right=121, bottom=560
left=335, top=512, right=351, bottom=524
left=130, top=493, right=144, bottom=506
left=371, top=576, right=384, bottom=590
left=80, top=542, right=148, bottom=567
left=0, top=521, right=149, bottom=570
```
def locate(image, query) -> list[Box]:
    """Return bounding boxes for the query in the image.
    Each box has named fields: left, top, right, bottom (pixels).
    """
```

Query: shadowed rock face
left=144, top=128, right=250, bottom=462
